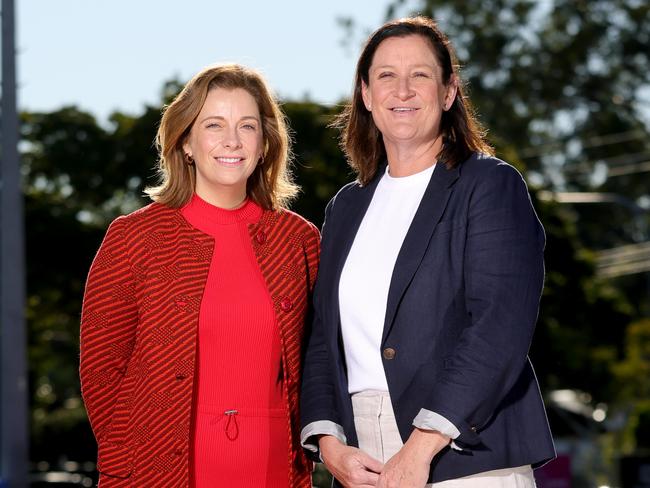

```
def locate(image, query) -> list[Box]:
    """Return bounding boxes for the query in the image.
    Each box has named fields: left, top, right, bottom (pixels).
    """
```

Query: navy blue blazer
left=301, top=153, right=556, bottom=483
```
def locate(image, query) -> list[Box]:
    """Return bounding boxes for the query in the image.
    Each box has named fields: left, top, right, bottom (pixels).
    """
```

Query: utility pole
left=1, top=0, right=29, bottom=486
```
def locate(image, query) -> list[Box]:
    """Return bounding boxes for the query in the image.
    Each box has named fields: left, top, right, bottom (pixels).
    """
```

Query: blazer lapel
left=327, top=172, right=383, bottom=335
left=382, top=163, right=460, bottom=344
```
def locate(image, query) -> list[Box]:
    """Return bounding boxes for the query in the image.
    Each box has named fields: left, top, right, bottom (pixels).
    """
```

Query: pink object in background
left=536, top=455, right=571, bottom=488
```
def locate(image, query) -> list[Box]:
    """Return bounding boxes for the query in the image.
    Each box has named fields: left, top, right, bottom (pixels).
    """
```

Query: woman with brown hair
left=301, top=16, right=555, bottom=487
left=80, top=63, right=318, bottom=487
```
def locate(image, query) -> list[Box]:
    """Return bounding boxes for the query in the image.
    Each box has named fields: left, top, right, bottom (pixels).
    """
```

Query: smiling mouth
left=215, top=157, right=245, bottom=166
left=391, top=107, right=418, bottom=113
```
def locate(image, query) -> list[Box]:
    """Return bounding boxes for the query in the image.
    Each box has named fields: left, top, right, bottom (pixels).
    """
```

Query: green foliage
left=613, top=319, right=650, bottom=402
left=283, top=101, right=352, bottom=227
left=610, top=319, right=650, bottom=451
left=312, top=464, right=333, bottom=488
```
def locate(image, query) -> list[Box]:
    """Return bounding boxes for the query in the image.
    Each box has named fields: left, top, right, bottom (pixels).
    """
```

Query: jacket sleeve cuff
left=300, top=420, right=347, bottom=460
left=413, top=408, right=463, bottom=451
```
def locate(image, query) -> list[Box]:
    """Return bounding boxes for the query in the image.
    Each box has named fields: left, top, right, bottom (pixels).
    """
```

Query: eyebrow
left=199, top=115, right=260, bottom=123
left=372, top=63, right=436, bottom=70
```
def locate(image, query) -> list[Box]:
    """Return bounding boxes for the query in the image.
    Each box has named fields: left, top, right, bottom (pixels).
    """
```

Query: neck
left=385, top=134, right=442, bottom=177
left=195, top=186, right=247, bottom=209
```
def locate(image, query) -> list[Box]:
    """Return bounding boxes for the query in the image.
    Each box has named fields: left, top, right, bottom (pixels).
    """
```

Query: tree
left=612, top=319, right=650, bottom=442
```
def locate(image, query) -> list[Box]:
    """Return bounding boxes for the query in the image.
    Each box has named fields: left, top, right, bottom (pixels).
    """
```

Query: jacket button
left=175, top=373, right=187, bottom=380
left=256, top=231, right=267, bottom=244
left=470, top=426, right=477, bottom=432
left=382, top=347, right=396, bottom=360
left=280, top=297, right=293, bottom=312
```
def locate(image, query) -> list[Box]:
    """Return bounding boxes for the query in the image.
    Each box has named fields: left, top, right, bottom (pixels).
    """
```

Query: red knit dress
left=182, top=194, right=289, bottom=487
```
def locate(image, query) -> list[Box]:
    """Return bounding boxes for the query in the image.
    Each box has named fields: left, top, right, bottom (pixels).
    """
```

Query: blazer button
left=256, top=231, right=267, bottom=244
left=175, top=373, right=187, bottom=380
left=470, top=426, right=477, bottom=432
left=280, top=297, right=293, bottom=312
left=382, top=347, right=396, bottom=360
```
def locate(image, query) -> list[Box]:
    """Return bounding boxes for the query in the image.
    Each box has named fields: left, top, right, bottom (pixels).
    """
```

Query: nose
left=396, top=76, right=415, bottom=100
left=222, top=127, right=242, bottom=150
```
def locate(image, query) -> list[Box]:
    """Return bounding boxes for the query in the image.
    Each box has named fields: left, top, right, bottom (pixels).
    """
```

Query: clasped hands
left=319, top=428, right=449, bottom=488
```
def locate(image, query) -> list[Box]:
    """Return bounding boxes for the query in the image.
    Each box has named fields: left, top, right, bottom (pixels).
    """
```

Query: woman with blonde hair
left=80, top=63, right=318, bottom=487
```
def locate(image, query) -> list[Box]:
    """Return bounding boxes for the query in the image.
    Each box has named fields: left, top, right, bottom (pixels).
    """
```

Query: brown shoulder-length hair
left=334, top=16, right=494, bottom=185
left=146, top=63, right=298, bottom=209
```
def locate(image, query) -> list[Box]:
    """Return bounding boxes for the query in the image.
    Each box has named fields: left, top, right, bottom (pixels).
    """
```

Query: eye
left=241, top=123, right=257, bottom=131
left=413, top=72, right=431, bottom=78
left=378, top=71, right=395, bottom=79
left=205, top=122, right=222, bottom=129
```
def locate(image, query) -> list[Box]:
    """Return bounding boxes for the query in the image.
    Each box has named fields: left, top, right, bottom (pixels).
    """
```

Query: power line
left=520, top=129, right=648, bottom=160
left=562, top=151, right=650, bottom=175
left=607, top=160, right=650, bottom=178
left=596, top=242, right=650, bottom=278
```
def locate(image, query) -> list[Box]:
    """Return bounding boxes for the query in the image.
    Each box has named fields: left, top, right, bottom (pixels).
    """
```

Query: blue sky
left=18, top=1, right=401, bottom=122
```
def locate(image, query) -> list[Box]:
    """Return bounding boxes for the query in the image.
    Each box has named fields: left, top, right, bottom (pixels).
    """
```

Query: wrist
left=318, top=434, right=344, bottom=451
left=408, top=428, right=450, bottom=463
left=318, top=434, right=346, bottom=466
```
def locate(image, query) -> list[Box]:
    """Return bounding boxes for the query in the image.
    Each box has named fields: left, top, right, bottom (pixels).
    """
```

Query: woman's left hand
left=377, top=428, right=449, bottom=488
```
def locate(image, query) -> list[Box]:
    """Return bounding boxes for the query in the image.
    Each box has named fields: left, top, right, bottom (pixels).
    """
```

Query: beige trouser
left=351, top=390, right=537, bottom=487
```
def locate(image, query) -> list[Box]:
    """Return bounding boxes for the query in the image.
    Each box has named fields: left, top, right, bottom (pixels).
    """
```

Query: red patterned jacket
left=80, top=202, right=320, bottom=487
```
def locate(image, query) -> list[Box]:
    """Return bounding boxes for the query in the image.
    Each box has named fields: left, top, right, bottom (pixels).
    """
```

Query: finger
left=377, top=470, right=402, bottom=488
left=348, top=466, right=380, bottom=486
left=357, top=451, right=384, bottom=473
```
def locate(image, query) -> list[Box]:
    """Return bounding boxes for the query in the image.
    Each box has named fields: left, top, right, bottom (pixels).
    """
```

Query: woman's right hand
left=319, top=435, right=384, bottom=487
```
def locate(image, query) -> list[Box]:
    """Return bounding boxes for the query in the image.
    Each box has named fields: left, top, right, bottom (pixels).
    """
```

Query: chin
left=388, top=131, right=420, bottom=142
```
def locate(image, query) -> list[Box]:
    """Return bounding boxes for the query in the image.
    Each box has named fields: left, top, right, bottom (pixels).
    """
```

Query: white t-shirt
left=339, top=163, right=435, bottom=393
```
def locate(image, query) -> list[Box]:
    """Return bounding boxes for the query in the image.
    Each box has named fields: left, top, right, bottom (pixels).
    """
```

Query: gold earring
left=184, top=153, right=194, bottom=165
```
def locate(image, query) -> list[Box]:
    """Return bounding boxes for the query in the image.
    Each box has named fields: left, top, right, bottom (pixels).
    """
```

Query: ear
left=261, top=140, right=268, bottom=161
left=182, top=139, right=192, bottom=158
left=361, top=81, right=372, bottom=111
left=444, top=75, right=458, bottom=111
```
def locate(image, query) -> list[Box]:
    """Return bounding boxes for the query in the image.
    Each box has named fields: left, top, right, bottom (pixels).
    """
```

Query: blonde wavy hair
left=146, top=63, right=298, bottom=209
